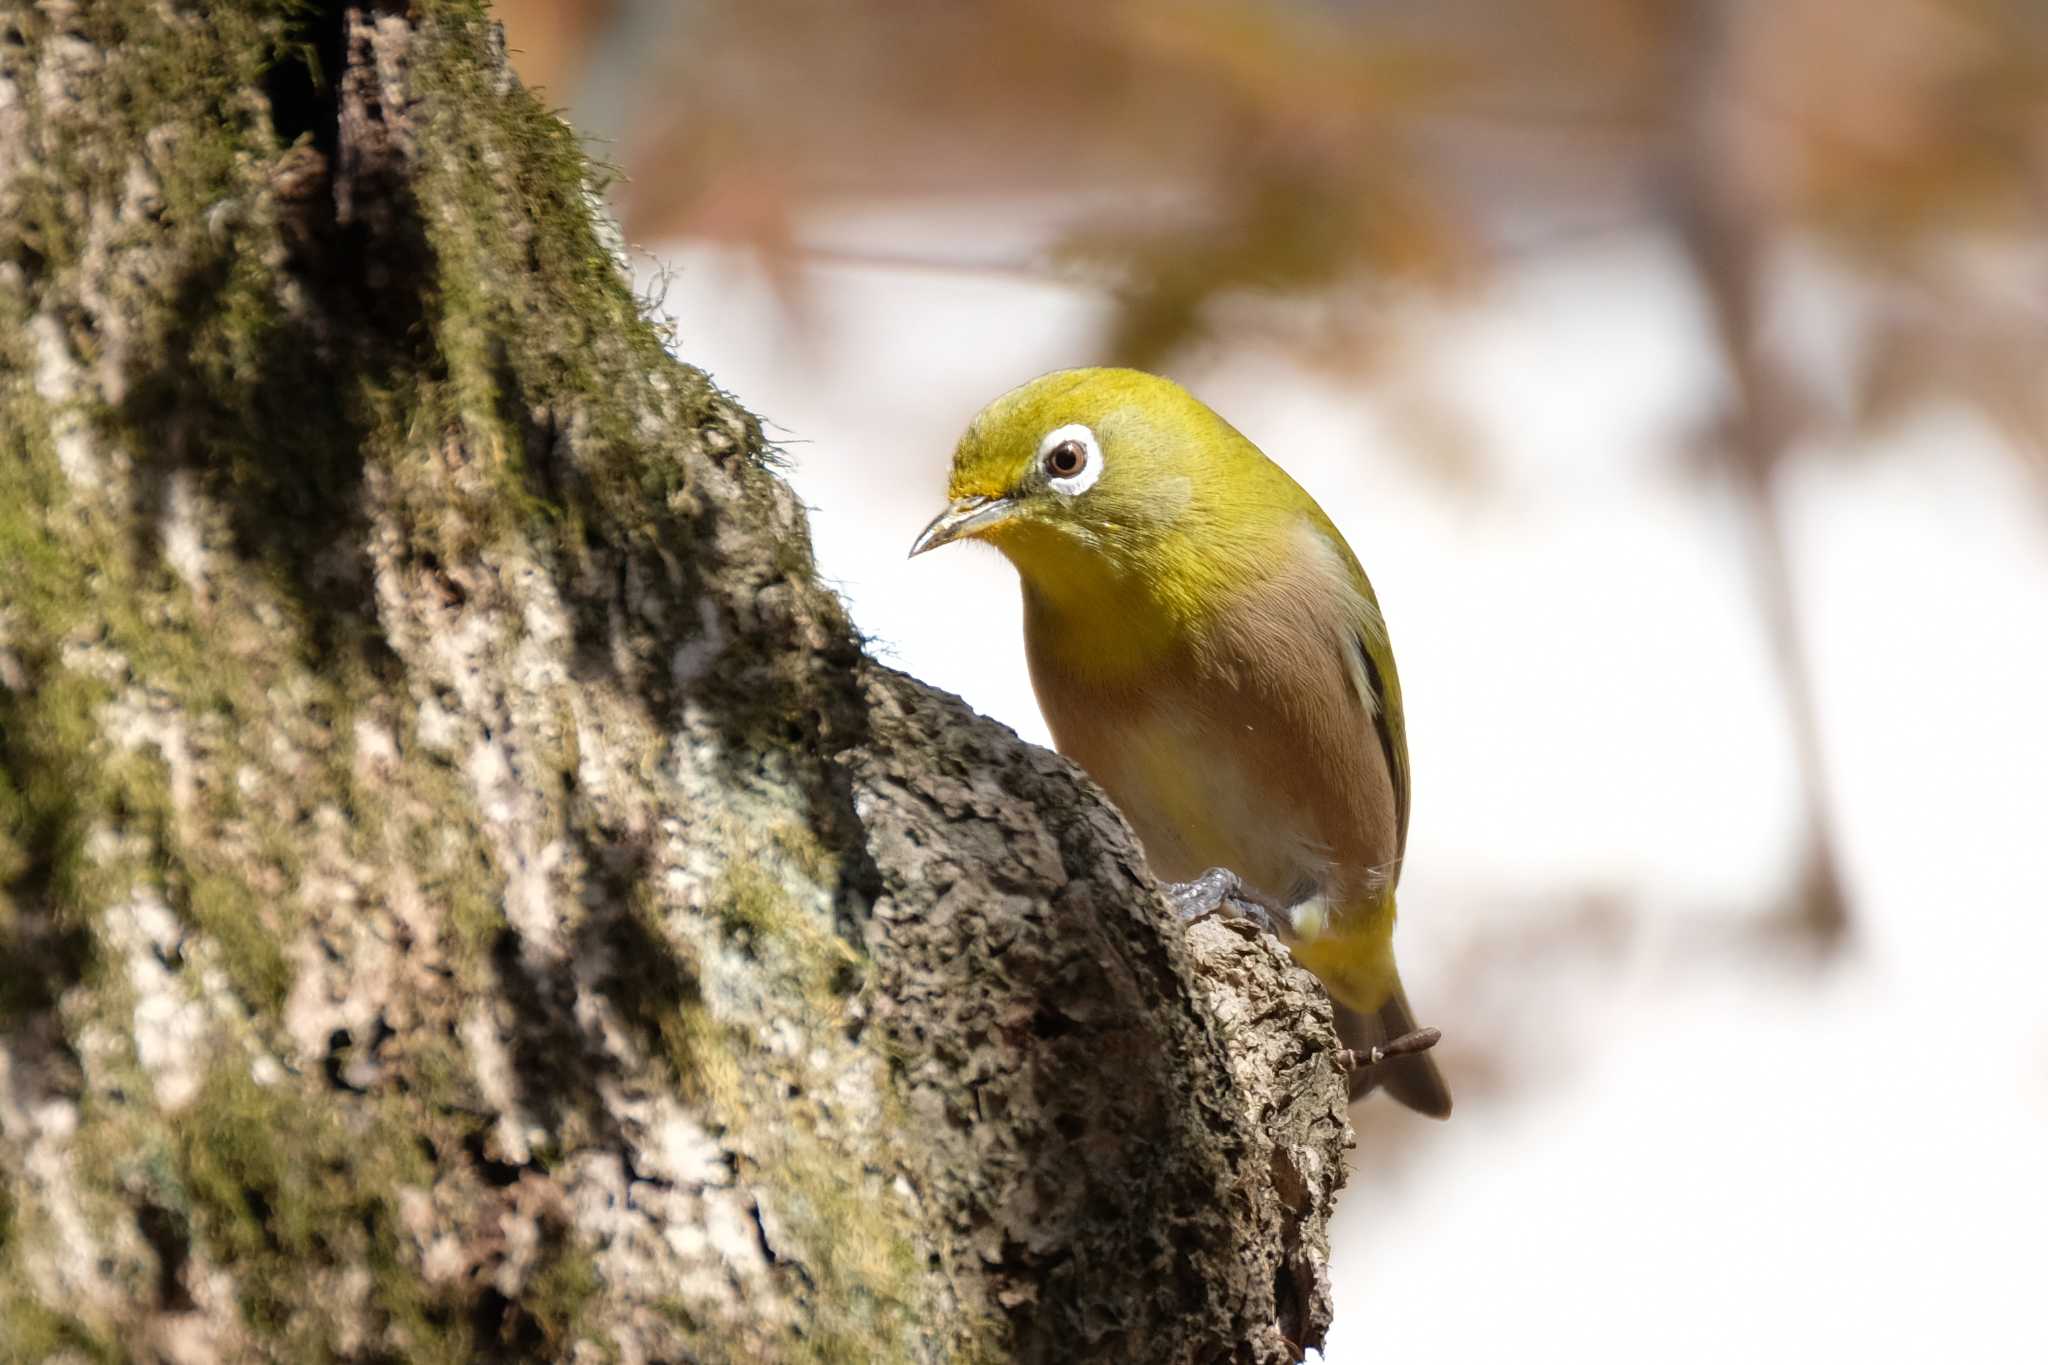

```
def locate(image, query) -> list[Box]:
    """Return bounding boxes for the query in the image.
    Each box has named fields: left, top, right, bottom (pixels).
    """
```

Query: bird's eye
left=1036, top=423, right=1103, bottom=495
left=1045, top=441, right=1086, bottom=478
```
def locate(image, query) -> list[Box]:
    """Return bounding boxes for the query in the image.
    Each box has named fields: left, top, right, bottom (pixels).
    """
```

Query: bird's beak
left=908, top=495, right=1016, bottom=557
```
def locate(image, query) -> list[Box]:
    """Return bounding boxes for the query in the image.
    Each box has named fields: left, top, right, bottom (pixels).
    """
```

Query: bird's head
left=911, top=368, right=1301, bottom=606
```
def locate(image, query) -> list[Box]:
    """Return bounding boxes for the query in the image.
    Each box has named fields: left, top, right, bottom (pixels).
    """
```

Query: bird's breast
left=1022, top=567, right=1401, bottom=917
left=1031, top=658, right=1338, bottom=907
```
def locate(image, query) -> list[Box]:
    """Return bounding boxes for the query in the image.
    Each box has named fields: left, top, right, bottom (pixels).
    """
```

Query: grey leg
left=1164, top=867, right=1286, bottom=935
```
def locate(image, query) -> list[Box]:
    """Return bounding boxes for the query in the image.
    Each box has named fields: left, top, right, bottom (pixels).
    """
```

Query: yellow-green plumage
left=916, top=367, right=1449, bottom=1118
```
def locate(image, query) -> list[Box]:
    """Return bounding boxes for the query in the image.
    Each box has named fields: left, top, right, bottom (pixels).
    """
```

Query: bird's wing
left=1326, top=543, right=1410, bottom=870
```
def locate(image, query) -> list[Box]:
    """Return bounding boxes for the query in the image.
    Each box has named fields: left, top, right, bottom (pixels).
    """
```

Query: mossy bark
left=0, top=4, right=1352, bottom=1362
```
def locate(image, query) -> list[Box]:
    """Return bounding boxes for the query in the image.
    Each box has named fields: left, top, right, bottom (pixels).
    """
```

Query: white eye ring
left=1038, top=423, right=1103, bottom=496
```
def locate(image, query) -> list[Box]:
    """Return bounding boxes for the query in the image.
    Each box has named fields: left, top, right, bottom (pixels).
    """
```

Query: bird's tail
left=1335, top=976, right=1451, bottom=1118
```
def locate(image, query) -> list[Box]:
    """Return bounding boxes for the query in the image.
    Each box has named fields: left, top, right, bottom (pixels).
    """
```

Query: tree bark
left=0, top=4, right=1352, bottom=1362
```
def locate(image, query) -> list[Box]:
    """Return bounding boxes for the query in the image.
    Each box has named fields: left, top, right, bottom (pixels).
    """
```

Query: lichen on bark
left=0, top=3, right=1354, bottom=1362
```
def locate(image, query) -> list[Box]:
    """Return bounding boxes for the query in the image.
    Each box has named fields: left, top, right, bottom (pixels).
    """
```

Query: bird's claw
left=1165, top=867, right=1282, bottom=935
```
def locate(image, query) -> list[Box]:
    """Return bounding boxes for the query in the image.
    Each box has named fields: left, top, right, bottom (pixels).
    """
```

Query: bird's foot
left=1165, top=867, right=1284, bottom=935
left=1342, top=1027, right=1442, bottom=1074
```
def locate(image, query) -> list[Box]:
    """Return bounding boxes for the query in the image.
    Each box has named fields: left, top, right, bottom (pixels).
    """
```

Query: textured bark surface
left=0, top=3, right=1352, bottom=1361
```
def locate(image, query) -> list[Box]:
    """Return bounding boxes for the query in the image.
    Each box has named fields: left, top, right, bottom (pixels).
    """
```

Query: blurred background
left=492, top=2, right=2048, bottom=1357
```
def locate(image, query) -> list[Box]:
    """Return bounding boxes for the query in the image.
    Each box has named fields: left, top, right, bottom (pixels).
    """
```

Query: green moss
left=171, top=1064, right=466, bottom=1356
left=710, top=841, right=862, bottom=1007
left=161, top=1053, right=609, bottom=1359
left=524, top=1240, right=606, bottom=1355
left=768, top=820, right=842, bottom=891
left=0, top=441, right=114, bottom=1026
left=672, top=841, right=935, bottom=1360
left=0, top=0, right=374, bottom=1026
left=625, top=996, right=932, bottom=1361
left=0, top=1298, right=119, bottom=1365
left=651, top=1294, right=701, bottom=1331
left=178, top=871, right=293, bottom=1012
left=0, top=675, right=97, bottom=908
left=713, top=858, right=792, bottom=939
left=180, top=1068, right=340, bottom=1249
left=399, top=7, right=749, bottom=574
left=0, top=1180, right=119, bottom=1365
left=588, top=791, right=937, bottom=1357
left=768, top=1146, right=928, bottom=1365
left=363, top=1219, right=476, bottom=1365
left=0, top=446, right=91, bottom=650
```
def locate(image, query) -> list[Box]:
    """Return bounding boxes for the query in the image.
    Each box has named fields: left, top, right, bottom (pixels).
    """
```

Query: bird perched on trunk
left=911, top=367, right=1449, bottom=1117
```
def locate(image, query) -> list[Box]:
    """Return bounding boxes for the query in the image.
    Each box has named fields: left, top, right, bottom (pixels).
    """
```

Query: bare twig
left=1343, top=1026, right=1442, bottom=1074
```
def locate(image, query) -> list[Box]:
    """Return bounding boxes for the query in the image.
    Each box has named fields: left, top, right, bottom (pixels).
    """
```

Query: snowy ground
left=640, top=221, right=2048, bottom=1362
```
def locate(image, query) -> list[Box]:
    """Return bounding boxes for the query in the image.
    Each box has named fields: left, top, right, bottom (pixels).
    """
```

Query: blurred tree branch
left=1672, top=0, right=1853, bottom=944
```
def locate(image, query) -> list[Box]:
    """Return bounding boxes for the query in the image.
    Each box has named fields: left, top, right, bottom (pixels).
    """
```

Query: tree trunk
left=0, top=4, right=1351, bottom=1362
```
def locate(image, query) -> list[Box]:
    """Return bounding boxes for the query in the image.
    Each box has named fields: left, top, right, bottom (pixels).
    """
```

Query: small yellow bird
left=912, top=367, right=1449, bottom=1117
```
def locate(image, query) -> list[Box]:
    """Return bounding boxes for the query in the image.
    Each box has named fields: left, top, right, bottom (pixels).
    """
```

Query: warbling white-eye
left=911, top=367, right=1449, bottom=1117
